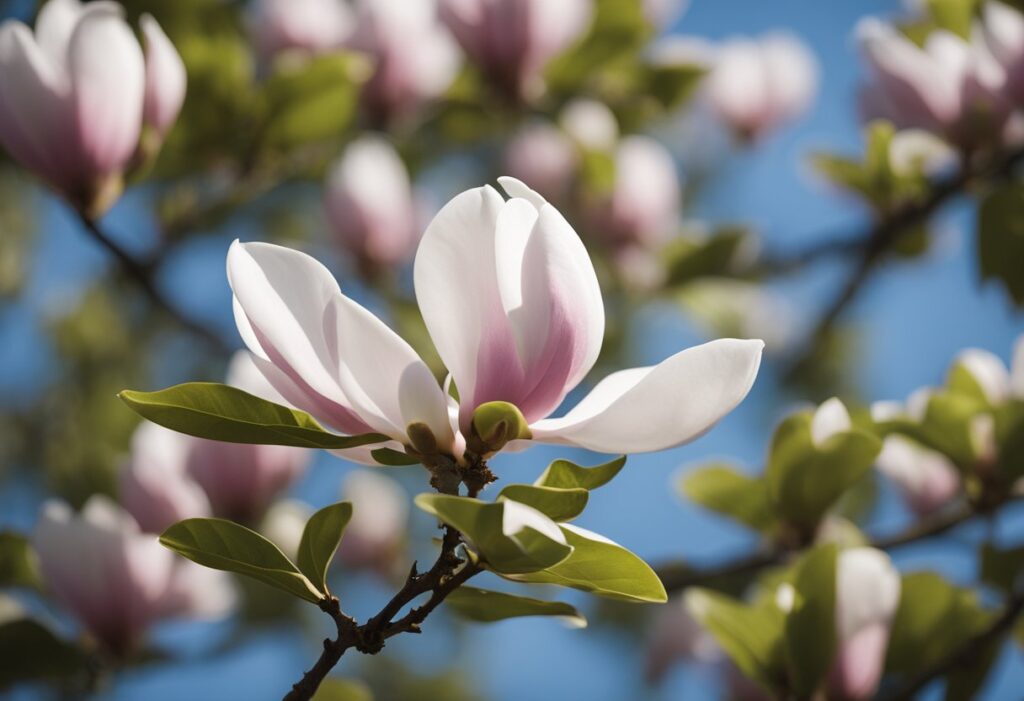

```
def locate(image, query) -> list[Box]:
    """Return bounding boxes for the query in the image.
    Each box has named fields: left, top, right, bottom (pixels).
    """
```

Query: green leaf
left=312, top=678, right=374, bottom=701
left=995, top=400, right=1024, bottom=480
left=766, top=413, right=882, bottom=531
left=979, top=183, right=1024, bottom=306
left=980, top=543, right=1024, bottom=594
left=504, top=525, right=667, bottom=603
left=662, top=227, right=749, bottom=287
left=296, top=502, right=353, bottom=594
left=0, top=615, right=87, bottom=689
left=371, top=448, right=420, bottom=466
left=885, top=392, right=987, bottom=467
left=784, top=545, right=837, bottom=698
left=119, top=383, right=388, bottom=450
left=498, top=484, right=589, bottom=522
left=0, top=531, right=40, bottom=589
left=160, top=518, right=323, bottom=603
left=927, top=0, right=978, bottom=38
left=680, top=464, right=774, bottom=532
left=686, top=588, right=786, bottom=693
left=444, top=586, right=587, bottom=627
left=534, top=456, right=626, bottom=490
left=414, top=494, right=572, bottom=574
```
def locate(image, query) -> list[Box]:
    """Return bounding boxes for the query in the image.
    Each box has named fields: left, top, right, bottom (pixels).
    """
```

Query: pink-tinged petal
left=140, top=14, right=186, bottom=137
left=829, top=623, right=891, bottom=701
left=338, top=469, right=409, bottom=573
left=68, top=5, right=144, bottom=176
left=249, top=0, right=352, bottom=60
left=503, top=122, right=578, bottom=202
left=227, top=240, right=373, bottom=435
left=760, top=33, right=818, bottom=125
left=531, top=338, right=764, bottom=453
left=600, top=135, right=681, bottom=248
left=119, top=421, right=211, bottom=534
left=323, top=293, right=454, bottom=446
left=707, top=38, right=770, bottom=133
left=34, top=0, right=85, bottom=65
left=984, top=1, right=1024, bottom=102
left=875, top=435, right=960, bottom=515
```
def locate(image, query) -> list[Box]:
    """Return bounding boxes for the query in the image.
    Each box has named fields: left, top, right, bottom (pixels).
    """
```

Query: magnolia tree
left=0, top=0, right=1022, bottom=700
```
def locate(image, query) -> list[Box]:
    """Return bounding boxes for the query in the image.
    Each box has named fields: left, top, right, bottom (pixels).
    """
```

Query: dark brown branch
left=881, top=590, right=1024, bottom=701
left=76, top=214, right=231, bottom=353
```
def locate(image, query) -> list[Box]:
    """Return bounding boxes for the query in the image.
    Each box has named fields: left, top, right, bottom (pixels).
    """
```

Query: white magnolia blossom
left=504, top=121, right=578, bottom=203
left=953, top=337, right=1024, bottom=405
left=811, top=397, right=852, bottom=448
left=248, top=0, right=351, bottom=61
left=32, top=497, right=235, bottom=654
left=228, top=177, right=763, bottom=464
left=830, top=548, right=901, bottom=700
left=338, top=470, right=409, bottom=572
left=873, top=432, right=961, bottom=515
left=559, top=98, right=620, bottom=152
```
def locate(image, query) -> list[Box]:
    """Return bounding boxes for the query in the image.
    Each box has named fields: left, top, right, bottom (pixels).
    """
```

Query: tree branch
left=77, top=214, right=231, bottom=353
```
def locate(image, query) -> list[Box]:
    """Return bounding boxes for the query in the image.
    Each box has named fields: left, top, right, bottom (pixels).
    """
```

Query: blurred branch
left=881, top=588, right=1024, bottom=701
left=658, top=499, right=1010, bottom=594
left=77, top=214, right=231, bottom=354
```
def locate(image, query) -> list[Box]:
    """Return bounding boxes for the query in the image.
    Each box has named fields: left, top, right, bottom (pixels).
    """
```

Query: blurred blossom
left=504, top=122, right=578, bottom=202
left=644, top=594, right=719, bottom=684
left=888, top=128, right=958, bottom=176
left=681, top=279, right=796, bottom=351
left=829, top=548, right=901, bottom=701
left=140, top=15, right=186, bottom=141
left=229, top=178, right=763, bottom=460
left=559, top=98, right=619, bottom=152
left=261, top=499, right=314, bottom=562
left=588, top=135, right=682, bottom=250
left=0, top=0, right=176, bottom=216
left=983, top=2, right=1024, bottom=106
left=347, top=0, right=459, bottom=124
left=953, top=338, right=1024, bottom=405
left=440, top=0, right=593, bottom=100
left=324, top=134, right=421, bottom=270
left=810, top=397, right=851, bottom=447
left=700, top=33, right=819, bottom=140
left=871, top=430, right=961, bottom=515
left=337, top=470, right=409, bottom=574
left=32, top=497, right=234, bottom=655
left=248, top=0, right=351, bottom=62
left=642, top=0, right=688, bottom=32
left=857, top=18, right=1010, bottom=148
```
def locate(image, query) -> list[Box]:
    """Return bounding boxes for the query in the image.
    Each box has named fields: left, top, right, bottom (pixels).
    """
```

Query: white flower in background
left=873, top=429, right=961, bottom=515
left=439, top=0, right=593, bottom=99
left=811, top=397, right=853, bottom=447
left=644, top=593, right=720, bottom=683
left=829, top=548, right=901, bottom=700
left=228, top=177, right=763, bottom=463
left=248, top=0, right=351, bottom=62
left=953, top=338, right=1024, bottom=405
left=680, top=279, right=796, bottom=351
left=504, top=122, right=578, bottom=203
left=857, top=18, right=1010, bottom=147
left=324, top=135, right=421, bottom=269
left=346, top=0, right=459, bottom=124
left=32, top=497, right=234, bottom=655
left=260, top=499, right=314, bottom=562
left=888, top=129, right=958, bottom=176
left=0, top=0, right=184, bottom=214
left=559, top=98, right=619, bottom=152
left=982, top=1, right=1024, bottom=106
left=337, top=470, right=409, bottom=573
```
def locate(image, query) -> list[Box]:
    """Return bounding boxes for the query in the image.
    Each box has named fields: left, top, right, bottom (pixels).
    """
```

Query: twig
left=881, top=590, right=1024, bottom=701
left=76, top=214, right=231, bottom=353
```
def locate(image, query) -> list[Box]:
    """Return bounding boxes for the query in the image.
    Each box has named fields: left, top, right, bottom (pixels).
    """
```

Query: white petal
left=811, top=397, right=852, bottom=448
left=531, top=338, right=764, bottom=453
left=140, top=14, right=186, bottom=137
left=955, top=348, right=1010, bottom=404
left=34, top=0, right=84, bottom=66
left=502, top=499, right=566, bottom=545
left=835, top=548, right=900, bottom=641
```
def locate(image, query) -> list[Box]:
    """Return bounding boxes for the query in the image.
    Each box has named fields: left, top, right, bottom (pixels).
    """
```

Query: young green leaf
left=0, top=532, right=40, bottom=590
left=296, top=502, right=353, bottom=594
left=534, top=456, right=626, bottom=490
left=503, top=524, right=667, bottom=603
left=371, top=448, right=420, bottom=466
left=0, top=616, right=87, bottom=689
left=160, top=518, right=323, bottom=603
left=498, top=484, right=589, bottom=522
left=978, top=183, right=1024, bottom=307
left=444, top=586, right=587, bottom=627
left=311, top=678, right=374, bottom=701
left=784, top=545, right=838, bottom=698
left=119, top=382, right=388, bottom=450
left=680, top=464, right=774, bottom=532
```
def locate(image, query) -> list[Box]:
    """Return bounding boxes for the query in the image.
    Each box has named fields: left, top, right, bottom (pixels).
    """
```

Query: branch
left=881, top=589, right=1024, bottom=701
left=77, top=214, right=231, bottom=353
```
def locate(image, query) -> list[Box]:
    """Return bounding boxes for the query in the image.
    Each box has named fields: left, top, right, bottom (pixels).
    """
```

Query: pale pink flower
left=337, top=470, right=409, bottom=573
left=982, top=2, right=1024, bottom=106
left=228, top=177, right=763, bottom=464
left=248, top=0, right=351, bottom=62
left=873, top=433, right=961, bottom=515
left=504, top=122, right=578, bottom=202
left=140, top=14, right=186, bottom=140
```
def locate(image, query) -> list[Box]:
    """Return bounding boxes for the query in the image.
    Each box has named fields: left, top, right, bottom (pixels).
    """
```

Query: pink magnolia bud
left=440, top=0, right=593, bottom=100
left=0, top=0, right=146, bottom=215
left=324, top=135, right=421, bottom=269
left=644, top=594, right=720, bottom=684
left=703, top=33, right=818, bottom=141
left=983, top=1, right=1024, bottom=106
left=504, top=122, right=578, bottom=203
left=857, top=18, right=1010, bottom=148
left=32, top=497, right=233, bottom=655
left=140, top=14, right=186, bottom=140
left=337, top=470, right=408, bottom=574
left=875, top=435, right=961, bottom=515
left=829, top=548, right=901, bottom=701
left=347, top=0, right=459, bottom=124
left=588, top=135, right=682, bottom=250
left=248, top=0, right=352, bottom=62
left=185, top=352, right=312, bottom=525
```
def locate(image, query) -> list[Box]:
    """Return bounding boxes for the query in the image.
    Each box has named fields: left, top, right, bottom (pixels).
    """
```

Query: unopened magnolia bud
left=470, top=401, right=532, bottom=453
left=406, top=421, right=439, bottom=456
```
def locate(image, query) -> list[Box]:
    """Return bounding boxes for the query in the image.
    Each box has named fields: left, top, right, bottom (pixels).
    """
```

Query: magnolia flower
left=587, top=135, right=682, bottom=250
left=857, top=18, right=1010, bottom=147
left=642, top=0, right=688, bottom=32
left=982, top=1, right=1024, bottom=106
left=874, top=433, right=961, bottom=515
left=504, top=122, right=578, bottom=203
left=829, top=548, right=901, bottom=700
left=346, top=0, right=459, bottom=124
left=440, top=0, right=593, bottom=99
left=887, top=129, right=958, bottom=176
left=121, top=352, right=311, bottom=529
left=702, top=33, right=818, bottom=140
left=261, top=499, right=313, bottom=562
left=644, top=594, right=720, bottom=683
left=32, top=497, right=234, bottom=655
left=953, top=337, right=1024, bottom=406
left=559, top=98, right=619, bottom=152
left=811, top=397, right=852, bottom=447
left=337, top=470, right=409, bottom=573
left=0, top=0, right=183, bottom=215
left=248, top=0, right=352, bottom=62
left=324, top=135, right=421, bottom=269
left=228, top=177, right=763, bottom=464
